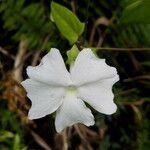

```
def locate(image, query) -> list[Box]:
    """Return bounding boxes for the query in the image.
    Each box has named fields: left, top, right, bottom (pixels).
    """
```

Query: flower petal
left=70, top=48, right=117, bottom=85
left=27, top=48, right=71, bottom=86
left=55, top=93, right=95, bottom=133
left=77, top=75, right=119, bottom=115
left=21, top=79, right=65, bottom=119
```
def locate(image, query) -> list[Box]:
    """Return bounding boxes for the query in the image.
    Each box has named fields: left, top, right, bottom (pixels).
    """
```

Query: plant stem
left=93, top=47, right=150, bottom=51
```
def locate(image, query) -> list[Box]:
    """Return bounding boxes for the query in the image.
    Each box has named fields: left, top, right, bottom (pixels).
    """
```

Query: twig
left=0, top=46, right=15, bottom=59
left=0, top=60, right=4, bottom=77
left=117, top=99, right=150, bottom=106
left=130, top=105, right=142, bottom=120
left=31, top=51, right=41, bottom=66
left=96, top=31, right=106, bottom=47
left=116, top=88, right=137, bottom=96
left=74, top=124, right=93, bottom=150
left=124, top=75, right=150, bottom=82
left=13, top=40, right=27, bottom=82
left=71, top=0, right=76, bottom=13
left=89, top=17, right=113, bottom=46
left=30, top=129, right=53, bottom=150
left=127, top=52, right=141, bottom=71
left=62, top=129, right=69, bottom=150
left=12, top=51, right=33, bottom=72
left=91, top=47, right=150, bottom=51
left=54, top=129, right=68, bottom=150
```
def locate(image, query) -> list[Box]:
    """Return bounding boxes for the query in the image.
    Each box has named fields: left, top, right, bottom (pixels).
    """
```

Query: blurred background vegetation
left=0, top=0, right=150, bottom=150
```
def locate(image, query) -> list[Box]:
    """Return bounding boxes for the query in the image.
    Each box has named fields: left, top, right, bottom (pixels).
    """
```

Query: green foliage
left=0, top=0, right=57, bottom=49
left=66, top=44, right=79, bottom=64
left=137, top=118, right=150, bottom=150
left=51, top=2, right=85, bottom=45
left=13, top=134, right=20, bottom=150
left=120, top=0, right=150, bottom=24
left=0, top=101, right=27, bottom=150
left=105, top=24, right=150, bottom=49
left=0, top=131, right=14, bottom=142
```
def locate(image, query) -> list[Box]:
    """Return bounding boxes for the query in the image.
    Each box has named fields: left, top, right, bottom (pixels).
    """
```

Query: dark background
left=0, top=0, right=150, bottom=150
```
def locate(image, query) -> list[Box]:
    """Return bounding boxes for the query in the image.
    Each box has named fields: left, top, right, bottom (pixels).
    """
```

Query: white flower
left=21, top=48, right=119, bottom=133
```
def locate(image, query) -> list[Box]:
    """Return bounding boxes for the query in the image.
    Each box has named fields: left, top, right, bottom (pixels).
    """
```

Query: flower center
left=65, top=85, right=78, bottom=95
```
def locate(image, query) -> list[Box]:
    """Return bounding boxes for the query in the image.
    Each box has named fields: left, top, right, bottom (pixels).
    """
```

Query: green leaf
left=90, top=47, right=99, bottom=54
left=141, top=61, right=150, bottom=66
left=120, top=0, right=150, bottom=24
left=66, top=44, right=79, bottom=64
left=51, top=2, right=85, bottom=44
left=13, top=134, right=20, bottom=150
left=0, top=131, right=14, bottom=142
